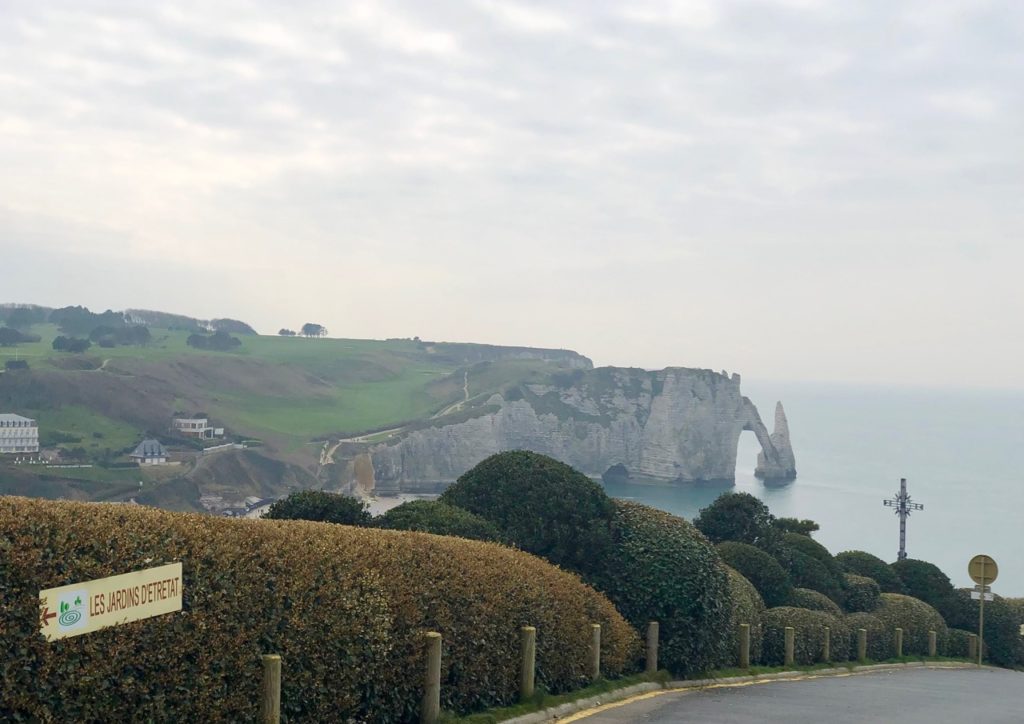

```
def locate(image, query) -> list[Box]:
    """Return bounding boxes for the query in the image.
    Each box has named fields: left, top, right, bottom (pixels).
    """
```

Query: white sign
left=40, top=563, right=183, bottom=641
left=970, top=591, right=994, bottom=602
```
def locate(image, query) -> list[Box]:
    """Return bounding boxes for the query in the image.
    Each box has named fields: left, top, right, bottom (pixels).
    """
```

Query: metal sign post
left=968, top=555, right=998, bottom=667
left=883, top=478, right=924, bottom=561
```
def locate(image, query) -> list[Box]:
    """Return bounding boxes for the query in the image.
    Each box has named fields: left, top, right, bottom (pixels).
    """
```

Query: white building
left=172, top=416, right=225, bottom=439
left=0, top=413, right=39, bottom=454
left=130, top=439, right=168, bottom=465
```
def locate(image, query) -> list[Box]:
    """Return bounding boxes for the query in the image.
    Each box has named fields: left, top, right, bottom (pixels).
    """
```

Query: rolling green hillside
left=0, top=314, right=590, bottom=508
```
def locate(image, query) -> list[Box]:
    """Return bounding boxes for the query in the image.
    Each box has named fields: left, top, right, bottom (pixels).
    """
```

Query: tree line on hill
left=278, top=323, right=328, bottom=338
left=0, top=304, right=257, bottom=354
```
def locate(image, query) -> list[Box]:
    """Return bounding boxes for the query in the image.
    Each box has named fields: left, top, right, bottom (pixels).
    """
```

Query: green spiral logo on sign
left=59, top=609, right=82, bottom=626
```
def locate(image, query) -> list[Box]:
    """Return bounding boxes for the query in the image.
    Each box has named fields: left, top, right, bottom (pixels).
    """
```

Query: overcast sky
left=1, top=1, right=1021, bottom=388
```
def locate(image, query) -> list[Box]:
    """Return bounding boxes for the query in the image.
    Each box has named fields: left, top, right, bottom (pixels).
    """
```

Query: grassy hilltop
left=0, top=311, right=589, bottom=508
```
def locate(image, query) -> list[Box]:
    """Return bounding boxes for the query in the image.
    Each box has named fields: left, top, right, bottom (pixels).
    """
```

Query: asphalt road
left=573, top=667, right=1024, bottom=723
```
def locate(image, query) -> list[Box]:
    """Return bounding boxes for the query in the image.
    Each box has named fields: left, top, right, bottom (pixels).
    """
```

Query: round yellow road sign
left=968, top=554, right=998, bottom=585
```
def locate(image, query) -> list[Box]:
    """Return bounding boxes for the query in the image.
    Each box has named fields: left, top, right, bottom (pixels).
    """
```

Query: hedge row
left=0, top=496, right=639, bottom=722
left=836, top=551, right=903, bottom=593
left=873, top=593, right=947, bottom=656
left=761, top=607, right=849, bottom=665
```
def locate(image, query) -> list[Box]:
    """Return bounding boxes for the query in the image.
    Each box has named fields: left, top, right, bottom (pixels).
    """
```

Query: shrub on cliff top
left=716, top=541, right=792, bottom=608
left=440, top=451, right=616, bottom=577
left=694, top=492, right=778, bottom=548
left=724, top=566, right=766, bottom=666
left=889, top=559, right=958, bottom=623
left=589, top=501, right=732, bottom=676
left=836, top=551, right=904, bottom=593
left=776, top=547, right=843, bottom=603
left=782, top=533, right=844, bottom=582
left=0, top=496, right=638, bottom=721
left=787, top=588, right=842, bottom=616
left=263, top=489, right=371, bottom=526
left=374, top=500, right=503, bottom=542
left=946, top=589, right=1023, bottom=667
left=842, top=573, right=881, bottom=613
left=873, top=593, right=947, bottom=656
left=761, top=607, right=850, bottom=665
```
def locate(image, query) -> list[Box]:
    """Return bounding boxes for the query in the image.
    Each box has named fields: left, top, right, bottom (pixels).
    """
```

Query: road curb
left=501, top=662, right=983, bottom=723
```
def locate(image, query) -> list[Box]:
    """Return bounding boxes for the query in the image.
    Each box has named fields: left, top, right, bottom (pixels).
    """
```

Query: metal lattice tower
left=883, top=477, right=924, bottom=561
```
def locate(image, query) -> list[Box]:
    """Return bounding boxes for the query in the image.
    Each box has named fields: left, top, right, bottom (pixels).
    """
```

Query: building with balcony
left=171, top=415, right=225, bottom=440
left=0, top=413, right=39, bottom=454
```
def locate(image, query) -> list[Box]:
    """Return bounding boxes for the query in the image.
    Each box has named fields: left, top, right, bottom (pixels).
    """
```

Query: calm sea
left=600, top=381, right=1024, bottom=596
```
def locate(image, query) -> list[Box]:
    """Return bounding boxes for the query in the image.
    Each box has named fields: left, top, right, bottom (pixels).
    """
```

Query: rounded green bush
left=777, top=547, right=842, bottom=603
left=889, top=559, right=957, bottom=623
left=374, top=500, right=503, bottom=542
left=845, top=612, right=890, bottom=660
left=440, top=451, right=615, bottom=577
left=724, top=566, right=765, bottom=665
left=592, top=501, right=732, bottom=676
left=761, top=607, right=850, bottom=665
left=946, top=589, right=1023, bottom=667
left=782, top=533, right=844, bottom=581
left=842, top=573, right=881, bottom=613
left=716, top=542, right=792, bottom=608
left=787, top=588, right=842, bottom=616
left=694, top=492, right=778, bottom=547
left=264, top=489, right=371, bottom=526
left=873, top=593, right=947, bottom=656
left=835, top=551, right=903, bottom=593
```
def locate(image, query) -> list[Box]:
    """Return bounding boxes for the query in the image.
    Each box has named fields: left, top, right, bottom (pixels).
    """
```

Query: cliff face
left=365, top=367, right=795, bottom=490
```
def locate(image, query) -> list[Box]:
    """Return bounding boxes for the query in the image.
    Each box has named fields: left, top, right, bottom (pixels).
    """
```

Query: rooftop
left=130, top=439, right=168, bottom=458
left=0, top=413, right=36, bottom=425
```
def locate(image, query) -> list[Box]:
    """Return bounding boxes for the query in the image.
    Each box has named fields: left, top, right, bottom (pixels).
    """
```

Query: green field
left=0, top=321, right=575, bottom=449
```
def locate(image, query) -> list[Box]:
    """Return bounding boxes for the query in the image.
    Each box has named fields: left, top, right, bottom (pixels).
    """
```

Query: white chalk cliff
left=360, top=367, right=796, bottom=489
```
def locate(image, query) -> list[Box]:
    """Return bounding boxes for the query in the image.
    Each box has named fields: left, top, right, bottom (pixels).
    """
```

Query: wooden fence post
left=645, top=622, right=659, bottom=674
left=928, top=630, right=937, bottom=657
left=589, top=624, right=602, bottom=681
left=857, top=628, right=867, bottom=663
left=421, top=632, right=442, bottom=724
left=895, top=628, right=903, bottom=658
left=260, top=654, right=281, bottom=724
left=968, top=634, right=978, bottom=661
left=823, top=626, right=831, bottom=662
left=520, top=626, right=536, bottom=701
left=784, top=627, right=795, bottom=666
left=739, top=623, right=750, bottom=669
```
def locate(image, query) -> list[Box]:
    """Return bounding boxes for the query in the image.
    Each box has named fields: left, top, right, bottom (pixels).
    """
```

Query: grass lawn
left=30, top=405, right=142, bottom=452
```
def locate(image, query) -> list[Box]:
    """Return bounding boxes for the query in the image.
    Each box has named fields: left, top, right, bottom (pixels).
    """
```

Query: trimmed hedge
left=724, top=566, right=766, bottom=666
left=946, top=589, right=1023, bottom=667
left=782, top=533, right=844, bottom=582
left=835, top=551, right=903, bottom=593
left=945, top=628, right=974, bottom=658
left=873, top=593, right=947, bottom=656
left=716, top=542, right=792, bottom=608
left=842, top=573, right=881, bottom=613
left=844, top=612, right=890, bottom=660
left=440, top=451, right=616, bottom=577
left=761, top=607, right=849, bottom=665
left=787, top=588, right=842, bottom=616
left=374, top=500, right=503, bottom=542
left=263, top=489, right=371, bottom=526
left=0, top=496, right=639, bottom=721
left=890, top=559, right=958, bottom=624
left=590, top=501, right=732, bottom=676
left=777, top=547, right=842, bottom=603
